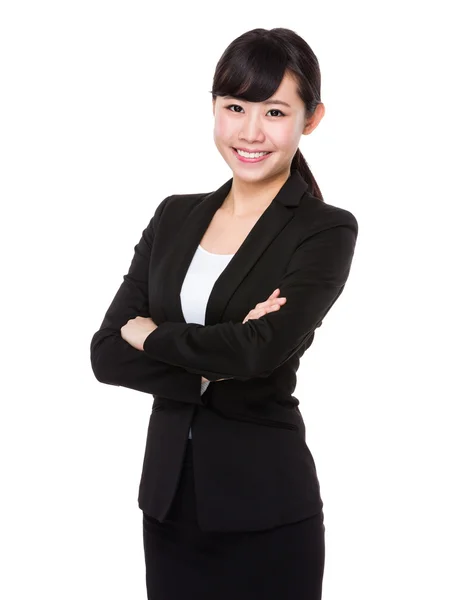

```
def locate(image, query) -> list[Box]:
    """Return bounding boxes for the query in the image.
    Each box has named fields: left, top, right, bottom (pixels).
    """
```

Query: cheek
left=272, top=123, right=301, bottom=149
left=213, top=114, right=233, bottom=140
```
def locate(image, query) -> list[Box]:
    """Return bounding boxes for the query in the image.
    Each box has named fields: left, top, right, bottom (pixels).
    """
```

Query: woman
left=90, top=27, right=358, bottom=599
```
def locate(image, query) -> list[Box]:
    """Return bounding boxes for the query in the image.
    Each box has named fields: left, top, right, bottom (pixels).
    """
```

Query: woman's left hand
left=120, top=316, right=158, bottom=351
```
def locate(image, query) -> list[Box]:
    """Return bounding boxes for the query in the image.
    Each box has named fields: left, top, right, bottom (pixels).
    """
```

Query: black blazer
left=90, top=168, right=358, bottom=533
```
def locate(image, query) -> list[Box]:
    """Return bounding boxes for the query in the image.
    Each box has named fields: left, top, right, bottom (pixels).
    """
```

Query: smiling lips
left=232, top=147, right=272, bottom=163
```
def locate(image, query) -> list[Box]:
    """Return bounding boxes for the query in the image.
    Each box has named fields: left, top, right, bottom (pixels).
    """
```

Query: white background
left=1, top=1, right=455, bottom=598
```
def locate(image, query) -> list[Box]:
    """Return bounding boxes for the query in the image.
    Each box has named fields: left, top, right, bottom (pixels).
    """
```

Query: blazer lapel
left=162, top=168, right=309, bottom=326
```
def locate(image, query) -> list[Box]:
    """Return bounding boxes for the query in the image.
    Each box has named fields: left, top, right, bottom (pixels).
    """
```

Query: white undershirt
left=180, top=244, right=235, bottom=439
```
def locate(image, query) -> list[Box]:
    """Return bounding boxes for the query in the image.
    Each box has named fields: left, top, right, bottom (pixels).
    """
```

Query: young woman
left=91, top=27, right=358, bottom=600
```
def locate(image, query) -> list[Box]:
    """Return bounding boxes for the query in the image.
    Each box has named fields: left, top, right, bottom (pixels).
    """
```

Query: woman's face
left=212, top=71, right=308, bottom=183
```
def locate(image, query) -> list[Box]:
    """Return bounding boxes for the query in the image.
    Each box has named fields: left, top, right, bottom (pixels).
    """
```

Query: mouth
left=231, top=147, right=273, bottom=163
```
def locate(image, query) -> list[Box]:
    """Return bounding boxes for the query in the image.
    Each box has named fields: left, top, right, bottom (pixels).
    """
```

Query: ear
left=212, top=98, right=216, bottom=116
left=302, top=102, right=325, bottom=136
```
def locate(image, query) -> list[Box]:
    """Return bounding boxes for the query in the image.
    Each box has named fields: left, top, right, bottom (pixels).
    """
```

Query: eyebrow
left=223, top=96, right=291, bottom=108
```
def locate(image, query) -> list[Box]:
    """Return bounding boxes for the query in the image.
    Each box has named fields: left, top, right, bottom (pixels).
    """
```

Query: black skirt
left=142, top=438, right=325, bottom=600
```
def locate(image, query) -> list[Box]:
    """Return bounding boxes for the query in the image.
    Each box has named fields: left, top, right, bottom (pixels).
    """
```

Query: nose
left=239, top=111, right=265, bottom=144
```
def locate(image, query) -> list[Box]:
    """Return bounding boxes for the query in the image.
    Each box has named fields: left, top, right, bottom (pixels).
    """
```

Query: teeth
left=236, top=149, right=270, bottom=158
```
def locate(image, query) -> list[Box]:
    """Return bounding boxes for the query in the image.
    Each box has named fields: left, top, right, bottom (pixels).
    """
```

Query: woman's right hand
left=241, top=287, right=286, bottom=324
left=201, top=288, right=287, bottom=384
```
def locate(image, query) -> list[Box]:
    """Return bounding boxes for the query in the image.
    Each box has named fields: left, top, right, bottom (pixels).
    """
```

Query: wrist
left=141, top=325, right=158, bottom=350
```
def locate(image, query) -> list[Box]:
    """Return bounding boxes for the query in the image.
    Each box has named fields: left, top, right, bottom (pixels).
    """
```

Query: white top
left=180, top=244, right=235, bottom=439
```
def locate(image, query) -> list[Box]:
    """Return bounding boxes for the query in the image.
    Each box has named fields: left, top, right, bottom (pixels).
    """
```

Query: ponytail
left=291, top=147, right=324, bottom=202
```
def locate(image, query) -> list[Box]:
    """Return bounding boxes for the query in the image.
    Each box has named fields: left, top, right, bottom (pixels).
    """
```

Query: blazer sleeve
left=89, top=195, right=206, bottom=405
left=143, top=214, right=358, bottom=381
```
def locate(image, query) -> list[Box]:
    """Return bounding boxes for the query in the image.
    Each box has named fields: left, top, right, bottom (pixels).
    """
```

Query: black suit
left=90, top=168, right=358, bottom=533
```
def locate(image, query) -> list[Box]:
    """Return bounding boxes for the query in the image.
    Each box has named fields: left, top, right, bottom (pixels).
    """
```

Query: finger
left=251, top=304, right=279, bottom=319
left=255, top=296, right=286, bottom=310
left=262, top=290, right=279, bottom=304
left=259, top=305, right=280, bottom=316
left=244, top=299, right=283, bottom=324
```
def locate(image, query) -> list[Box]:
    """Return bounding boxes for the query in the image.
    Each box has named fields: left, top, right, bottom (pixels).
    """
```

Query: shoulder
left=296, top=191, right=358, bottom=240
left=159, top=191, right=208, bottom=217
left=149, top=191, right=207, bottom=230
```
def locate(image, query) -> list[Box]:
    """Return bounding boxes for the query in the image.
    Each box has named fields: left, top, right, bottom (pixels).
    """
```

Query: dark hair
left=210, top=28, right=324, bottom=202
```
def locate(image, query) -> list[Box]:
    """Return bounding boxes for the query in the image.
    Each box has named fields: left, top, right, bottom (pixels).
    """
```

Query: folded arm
left=90, top=195, right=207, bottom=405
left=143, top=218, right=358, bottom=381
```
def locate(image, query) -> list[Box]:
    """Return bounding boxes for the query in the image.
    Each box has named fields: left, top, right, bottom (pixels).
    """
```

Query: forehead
left=218, top=71, right=301, bottom=106
left=273, top=71, right=300, bottom=98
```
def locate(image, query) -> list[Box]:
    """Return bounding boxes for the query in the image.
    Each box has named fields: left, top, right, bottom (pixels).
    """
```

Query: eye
left=268, top=108, right=285, bottom=117
left=225, top=104, right=285, bottom=117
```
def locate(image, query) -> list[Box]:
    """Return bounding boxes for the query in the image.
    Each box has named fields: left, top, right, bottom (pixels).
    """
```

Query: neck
left=223, top=168, right=291, bottom=217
